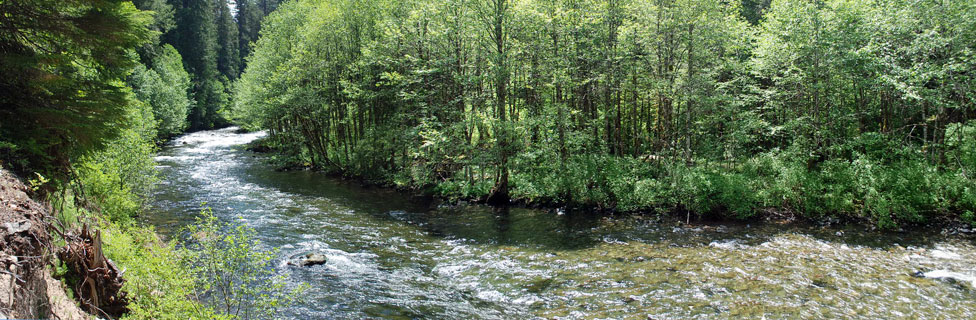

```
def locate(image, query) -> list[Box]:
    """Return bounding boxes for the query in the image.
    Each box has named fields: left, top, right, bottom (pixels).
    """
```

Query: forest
left=0, top=0, right=975, bottom=318
left=230, top=0, right=976, bottom=228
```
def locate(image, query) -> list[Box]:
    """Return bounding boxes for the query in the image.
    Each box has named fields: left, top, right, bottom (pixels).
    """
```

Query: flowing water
left=147, top=127, right=976, bottom=319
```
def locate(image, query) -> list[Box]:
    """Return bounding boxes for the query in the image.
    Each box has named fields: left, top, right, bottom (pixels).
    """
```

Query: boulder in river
left=290, top=253, right=328, bottom=267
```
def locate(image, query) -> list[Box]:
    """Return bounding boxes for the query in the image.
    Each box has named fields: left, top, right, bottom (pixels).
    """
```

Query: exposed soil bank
left=0, top=169, right=89, bottom=319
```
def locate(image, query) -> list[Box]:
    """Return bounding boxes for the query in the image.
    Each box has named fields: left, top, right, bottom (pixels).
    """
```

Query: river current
left=147, top=127, right=976, bottom=319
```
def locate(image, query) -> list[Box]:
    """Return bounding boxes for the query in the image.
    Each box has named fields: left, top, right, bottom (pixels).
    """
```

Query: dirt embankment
left=0, top=169, right=88, bottom=319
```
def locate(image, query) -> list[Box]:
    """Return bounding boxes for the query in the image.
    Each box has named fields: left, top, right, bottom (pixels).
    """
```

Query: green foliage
left=231, top=0, right=976, bottom=228
left=100, top=210, right=307, bottom=320
left=216, top=0, right=240, bottom=80
left=75, top=99, right=159, bottom=222
left=184, top=209, right=305, bottom=319
left=963, top=211, right=976, bottom=227
left=130, top=45, right=193, bottom=139
left=167, top=0, right=234, bottom=130
left=131, top=0, right=177, bottom=63
left=0, top=0, right=153, bottom=179
left=946, top=121, right=976, bottom=173
left=61, top=203, right=303, bottom=319
left=100, top=224, right=217, bottom=320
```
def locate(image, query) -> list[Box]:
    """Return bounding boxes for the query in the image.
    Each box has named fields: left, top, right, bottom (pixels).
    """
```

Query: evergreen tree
left=132, top=0, right=177, bottom=63
left=236, top=0, right=263, bottom=70
left=0, top=0, right=152, bottom=178
left=216, top=0, right=240, bottom=80
left=169, top=0, right=225, bottom=129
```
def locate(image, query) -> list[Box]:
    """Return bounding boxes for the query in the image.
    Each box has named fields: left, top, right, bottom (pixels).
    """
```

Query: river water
left=147, top=127, right=976, bottom=319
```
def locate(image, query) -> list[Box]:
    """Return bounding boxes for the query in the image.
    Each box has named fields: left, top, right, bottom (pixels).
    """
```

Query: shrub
left=183, top=209, right=305, bottom=319
left=75, top=101, right=159, bottom=222
left=100, top=224, right=216, bottom=320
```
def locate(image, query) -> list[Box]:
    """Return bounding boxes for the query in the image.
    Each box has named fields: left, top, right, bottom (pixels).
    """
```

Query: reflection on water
left=147, top=127, right=976, bottom=319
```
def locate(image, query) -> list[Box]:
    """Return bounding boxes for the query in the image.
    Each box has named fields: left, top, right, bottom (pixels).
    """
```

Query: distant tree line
left=144, top=0, right=280, bottom=130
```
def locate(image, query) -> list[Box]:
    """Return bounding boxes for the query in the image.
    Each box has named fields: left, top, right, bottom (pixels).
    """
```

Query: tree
left=0, top=0, right=152, bottom=180
left=236, top=0, right=263, bottom=70
left=216, top=0, right=240, bottom=80
left=228, top=0, right=975, bottom=227
left=168, top=0, right=225, bottom=130
left=130, top=45, right=194, bottom=139
left=482, top=0, right=512, bottom=204
left=132, top=0, right=177, bottom=63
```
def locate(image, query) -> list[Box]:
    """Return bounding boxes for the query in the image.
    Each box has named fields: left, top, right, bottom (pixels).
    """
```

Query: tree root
left=58, top=224, right=127, bottom=318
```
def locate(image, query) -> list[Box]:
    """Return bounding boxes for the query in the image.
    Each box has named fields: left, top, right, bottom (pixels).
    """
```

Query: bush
left=75, top=101, right=159, bottom=222
left=100, top=208, right=305, bottom=320
left=183, top=209, right=305, bottom=319
left=100, top=224, right=216, bottom=320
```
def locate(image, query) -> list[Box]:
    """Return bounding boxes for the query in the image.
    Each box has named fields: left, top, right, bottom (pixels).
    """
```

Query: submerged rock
left=922, top=270, right=976, bottom=289
left=290, top=253, right=328, bottom=267
left=523, top=277, right=555, bottom=293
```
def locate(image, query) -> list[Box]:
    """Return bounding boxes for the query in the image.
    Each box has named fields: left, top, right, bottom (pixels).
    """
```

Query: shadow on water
left=234, top=148, right=960, bottom=253
left=239, top=166, right=606, bottom=251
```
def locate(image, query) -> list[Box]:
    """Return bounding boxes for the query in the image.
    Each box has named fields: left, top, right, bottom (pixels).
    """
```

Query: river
left=147, top=127, right=976, bottom=319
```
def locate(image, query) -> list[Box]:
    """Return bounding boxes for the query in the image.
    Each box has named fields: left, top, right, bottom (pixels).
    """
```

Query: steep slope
left=0, top=169, right=88, bottom=319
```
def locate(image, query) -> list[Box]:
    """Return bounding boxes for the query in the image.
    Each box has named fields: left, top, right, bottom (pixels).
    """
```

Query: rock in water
left=923, top=270, right=976, bottom=289
left=303, top=253, right=328, bottom=266
left=290, top=253, right=328, bottom=267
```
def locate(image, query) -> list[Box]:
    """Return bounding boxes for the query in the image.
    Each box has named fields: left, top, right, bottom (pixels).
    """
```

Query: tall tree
left=0, top=0, right=152, bottom=178
left=236, top=0, right=263, bottom=69
left=216, top=0, right=240, bottom=80
left=168, top=0, right=225, bottom=129
left=482, top=0, right=511, bottom=204
left=132, top=0, right=177, bottom=63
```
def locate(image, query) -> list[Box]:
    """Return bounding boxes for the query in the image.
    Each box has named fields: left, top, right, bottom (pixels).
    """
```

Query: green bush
left=184, top=209, right=305, bottom=319
left=101, top=209, right=305, bottom=320
left=75, top=101, right=159, bottom=222
left=101, top=224, right=218, bottom=320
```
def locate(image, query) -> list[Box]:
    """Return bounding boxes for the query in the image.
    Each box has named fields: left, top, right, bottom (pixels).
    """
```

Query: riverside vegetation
left=229, top=0, right=976, bottom=228
left=0, top=0, right=974, bottom=318
left=0, top=0, right=299, bottom=318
